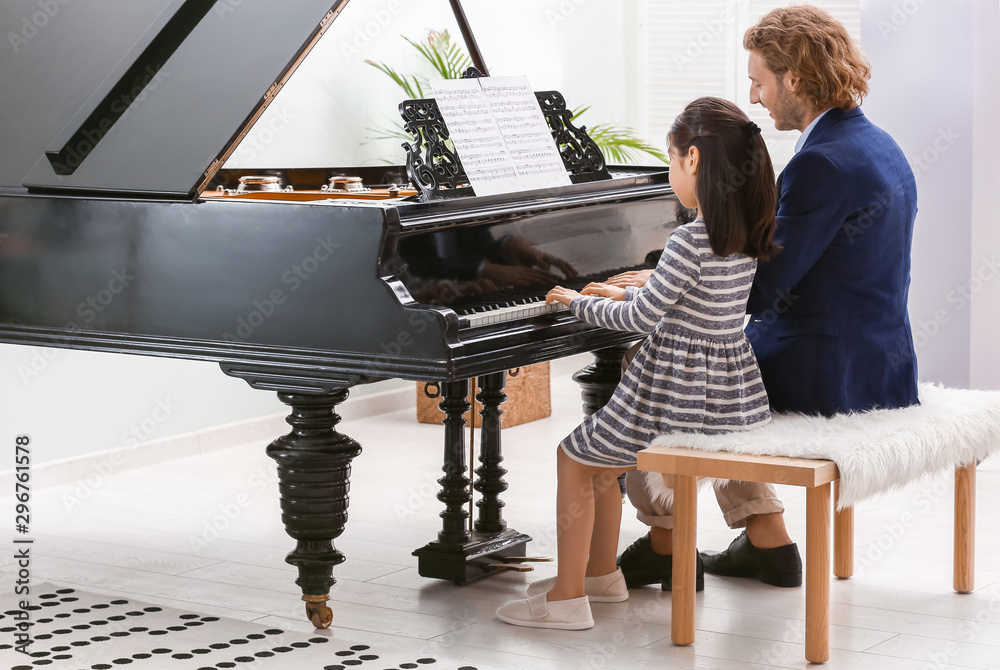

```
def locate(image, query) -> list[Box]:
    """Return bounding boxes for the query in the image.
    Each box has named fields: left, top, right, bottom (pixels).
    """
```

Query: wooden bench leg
left=833, top=480, right=853, bottom=579
left=672, top=473, right=698, bottom=646
left=954, top=464, right=976, bottom=593
left=806, top=483, right=831, bottom=664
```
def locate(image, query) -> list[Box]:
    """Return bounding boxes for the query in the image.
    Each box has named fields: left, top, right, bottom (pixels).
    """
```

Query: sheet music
left=431, top=76, right=572, bottom=196
left=430, top=79, right=520, bottom=196
left=480, top=77, right=571, bottom=189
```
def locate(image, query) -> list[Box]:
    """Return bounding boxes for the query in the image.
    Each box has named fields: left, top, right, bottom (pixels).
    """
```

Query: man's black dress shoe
left=616, top=534, right=704, bottom=591
left=700, top=531, right=802, bottom=587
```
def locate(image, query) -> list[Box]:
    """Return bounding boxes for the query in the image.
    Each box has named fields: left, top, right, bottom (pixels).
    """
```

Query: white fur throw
left=644, top=383, right=1000, bottom=508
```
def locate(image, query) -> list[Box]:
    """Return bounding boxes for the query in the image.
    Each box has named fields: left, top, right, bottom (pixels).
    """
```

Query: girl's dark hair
left=669, top=97, right=780, bottom=260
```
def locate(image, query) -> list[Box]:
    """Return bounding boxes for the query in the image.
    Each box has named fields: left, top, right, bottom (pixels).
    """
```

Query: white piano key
left=462, top=300, right=569, bottom=328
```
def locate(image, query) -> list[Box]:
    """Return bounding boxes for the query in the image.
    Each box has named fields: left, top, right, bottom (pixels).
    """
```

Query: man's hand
left=581, top=282, right=627, bottom=301
left=481, top=262, right=559, bottom=287
left=605, top=269, right=653, bottom=288
left=546, top=285, right=580, bottom=306
left=501, top=237, right=579, bottom=278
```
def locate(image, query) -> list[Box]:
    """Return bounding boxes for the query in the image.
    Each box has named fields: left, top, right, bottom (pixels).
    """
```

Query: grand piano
left=0, top=0, right=683, bottom=627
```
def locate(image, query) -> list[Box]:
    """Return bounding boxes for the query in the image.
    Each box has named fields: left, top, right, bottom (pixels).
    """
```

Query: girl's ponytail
left=669, top=97, right=780, bottom=260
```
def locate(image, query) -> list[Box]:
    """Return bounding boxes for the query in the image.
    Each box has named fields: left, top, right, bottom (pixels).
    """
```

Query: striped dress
left=561, top=219, right=771, bottom=467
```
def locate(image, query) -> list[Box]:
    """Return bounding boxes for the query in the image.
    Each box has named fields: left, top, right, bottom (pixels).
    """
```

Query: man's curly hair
left=744, top=5, right=871, bottom=111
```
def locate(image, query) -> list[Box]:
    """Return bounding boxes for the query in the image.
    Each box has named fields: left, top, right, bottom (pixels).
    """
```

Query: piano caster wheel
left=303, top=595, right=332, bottom=629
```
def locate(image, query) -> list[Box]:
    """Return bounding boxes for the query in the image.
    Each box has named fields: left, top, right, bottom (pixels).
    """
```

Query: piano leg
left=413, top=377, right=531, bottom=583
left=474, top=371, right=508, bottom=534
left=266, top=389, right=361, bottom=629
left=572, top=344, right=632, bottom=415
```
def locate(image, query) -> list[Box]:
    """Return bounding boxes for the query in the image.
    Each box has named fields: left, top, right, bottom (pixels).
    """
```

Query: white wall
left=1, top=344, right=286, bottom=464
left=861, top=0, right=1000, bottom=389
left=969, top=1, right=1000, bottom=389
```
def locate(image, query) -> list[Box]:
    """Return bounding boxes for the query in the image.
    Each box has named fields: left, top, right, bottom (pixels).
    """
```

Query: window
left=639, top=0, right=861, bottom=172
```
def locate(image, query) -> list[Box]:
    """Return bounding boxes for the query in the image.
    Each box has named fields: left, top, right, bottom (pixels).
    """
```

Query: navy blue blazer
left=745, top=107, right=919, bottom=416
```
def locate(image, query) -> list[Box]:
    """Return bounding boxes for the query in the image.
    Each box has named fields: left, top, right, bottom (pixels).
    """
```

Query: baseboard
left=0, top=386, right=415, bottom=492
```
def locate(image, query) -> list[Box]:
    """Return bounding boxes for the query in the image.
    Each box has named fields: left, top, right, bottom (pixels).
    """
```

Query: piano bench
left=636, top=383, right=1000, bottom=664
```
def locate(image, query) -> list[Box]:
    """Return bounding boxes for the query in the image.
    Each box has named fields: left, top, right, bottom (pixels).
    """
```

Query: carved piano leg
left=413, top=377, right=530, bottom=583
left=266, top=389, right=361, bottom=629
left=474, top=372, right=508, bottom=535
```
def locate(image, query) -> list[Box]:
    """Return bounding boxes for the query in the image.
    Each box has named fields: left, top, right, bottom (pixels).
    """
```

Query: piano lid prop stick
left=448, top=0, right=489, bottom=76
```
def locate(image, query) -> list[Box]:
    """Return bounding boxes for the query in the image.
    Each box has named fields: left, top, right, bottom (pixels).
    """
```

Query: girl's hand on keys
left=581, top=283, right=627, bottom=301
left=605, top=269, right=653, bottom=288
left=546, top=286, right=580, bottom=306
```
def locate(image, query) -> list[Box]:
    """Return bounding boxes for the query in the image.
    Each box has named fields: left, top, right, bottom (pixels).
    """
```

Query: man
left=612, top=5, right=919, bottom=590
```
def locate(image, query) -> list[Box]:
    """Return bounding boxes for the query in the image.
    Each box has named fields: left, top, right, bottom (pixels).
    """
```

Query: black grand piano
left=0, top=0, right=683, bottom=627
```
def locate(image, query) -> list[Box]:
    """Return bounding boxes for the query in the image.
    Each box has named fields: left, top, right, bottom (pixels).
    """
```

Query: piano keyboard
left=451, top=264, right=649, bottom=329
left=459, top=300, right=568, bottom=328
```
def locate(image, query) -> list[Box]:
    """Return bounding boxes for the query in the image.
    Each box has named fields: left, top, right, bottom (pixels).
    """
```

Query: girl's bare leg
left=587, top=465, right=629, bottom=576
left=547, top=448, right=627, bottom=601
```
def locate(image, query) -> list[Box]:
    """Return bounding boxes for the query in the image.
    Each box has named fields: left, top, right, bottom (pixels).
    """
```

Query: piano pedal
left=497, top=555, right=553, bottom=564
left=483, top=563, right=534, bottom=573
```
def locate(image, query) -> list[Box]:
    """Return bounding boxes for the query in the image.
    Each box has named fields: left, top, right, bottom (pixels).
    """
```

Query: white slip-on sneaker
left=496, top=593, right=594, bottom=630
left=525, top=568, right=628, bottom=602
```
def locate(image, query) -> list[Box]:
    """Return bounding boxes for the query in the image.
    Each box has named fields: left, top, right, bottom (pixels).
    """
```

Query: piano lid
left=5, top=0, right=348, bottom=198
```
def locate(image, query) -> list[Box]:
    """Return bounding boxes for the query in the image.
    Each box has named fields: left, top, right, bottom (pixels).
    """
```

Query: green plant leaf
left=587, top=123, right=668, bottom=164
left=364, top=29, right=666, bottom=166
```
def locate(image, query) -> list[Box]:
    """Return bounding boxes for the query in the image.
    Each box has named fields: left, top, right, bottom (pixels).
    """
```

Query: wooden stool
left=636, top=446, right=978, bottom=664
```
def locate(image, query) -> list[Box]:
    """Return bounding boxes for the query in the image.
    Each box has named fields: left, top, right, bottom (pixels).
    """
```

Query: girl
left=496, top=97, right=780, bottom=630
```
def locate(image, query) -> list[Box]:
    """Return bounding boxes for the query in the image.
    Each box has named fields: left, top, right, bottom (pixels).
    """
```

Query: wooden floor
left=3, top=354, right=1000, bottom=669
